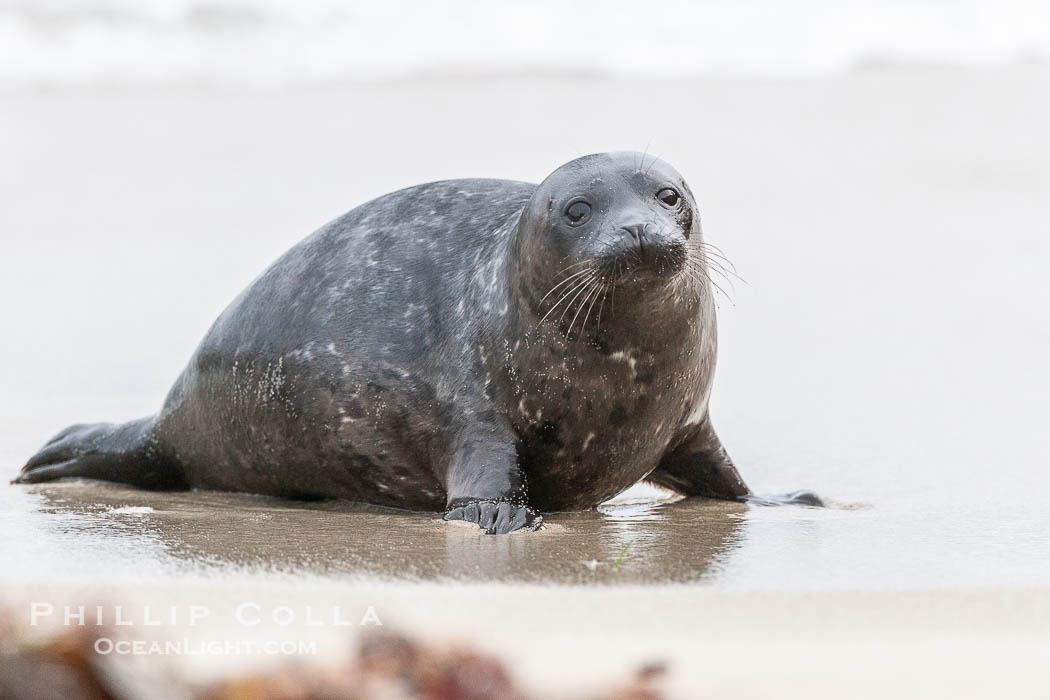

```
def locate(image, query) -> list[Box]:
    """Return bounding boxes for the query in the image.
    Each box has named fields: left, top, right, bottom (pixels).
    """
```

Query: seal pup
left=15, top=152, right=819, bottom=533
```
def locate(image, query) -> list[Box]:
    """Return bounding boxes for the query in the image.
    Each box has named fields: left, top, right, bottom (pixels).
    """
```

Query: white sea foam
left=1, top=0, right=1048, bottom=87
left=107, top=505, right=155, bottom=515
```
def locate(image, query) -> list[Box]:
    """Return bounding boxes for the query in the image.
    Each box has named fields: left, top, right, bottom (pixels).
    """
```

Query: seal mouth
left=534, top=250, right=693, bottom=342
left=534, top=224, right=698, bottom=340
left=598, top=229, right=689, bottom=285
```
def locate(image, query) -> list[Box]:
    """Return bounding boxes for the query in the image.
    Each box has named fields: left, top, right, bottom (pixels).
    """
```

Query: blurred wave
left=1, top=0, right=1049, bottom=87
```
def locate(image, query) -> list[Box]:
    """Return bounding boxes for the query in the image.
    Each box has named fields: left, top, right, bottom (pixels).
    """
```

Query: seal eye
left=564, top=200, right=592, bottom=226
left=657, top=188, right=681, bottom=207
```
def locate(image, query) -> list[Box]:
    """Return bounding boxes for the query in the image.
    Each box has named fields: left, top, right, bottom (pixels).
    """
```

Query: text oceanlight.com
left=93, top=638, right=319, bottom=656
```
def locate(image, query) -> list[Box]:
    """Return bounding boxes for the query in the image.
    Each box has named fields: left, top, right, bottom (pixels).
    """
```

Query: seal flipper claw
left=12, top=459, right=84, bottom=484
left=440, top=419, right=541, bottom=534
left=444, top=499, right=543, bottom=534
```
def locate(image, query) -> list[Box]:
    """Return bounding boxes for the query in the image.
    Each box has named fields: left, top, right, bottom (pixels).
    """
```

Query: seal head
left=515, top=153, right=701, bottom=331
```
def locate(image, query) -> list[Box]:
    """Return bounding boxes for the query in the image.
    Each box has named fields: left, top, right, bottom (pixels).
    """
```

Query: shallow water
left=2, top=69, right=1050, bottom=594
left=6, top=0, right=1049, bottom=87
left=1, top=481, right=747, bottom=585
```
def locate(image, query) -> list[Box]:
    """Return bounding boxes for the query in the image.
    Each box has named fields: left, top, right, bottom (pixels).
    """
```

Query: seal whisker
left=708, top=265, right=740, bottom=294
left=542, top=277, right=593, bottom=324
left=557, top=273, right=598, bottom=327
left=704, top=257, right=738, bottom=282
left=539, top=267, right=593, bottom=303
left=698, top=246, right=745, bottom=286
left=594, top=280, right=609, bottom=336
left=694, top=256, right=739, bottom=294
left=644, top=151, right=665, bottom=175
left=669, top=264, right=697, bottom=301
left=538, top=273, right=595, bottom=328
left=555, top=258, right=597, bottom=275
left=698, top=242, right=745, bottom=281
left=578, top=278, right=604, bottom=343
left=637, top=140, right=653, bottom=172
left=692, top=261, right=734, bottom=300
left=699, top=247, right=736, bottom=271
left=699, top=241, right=736, bottom=265
left=679, top=268, right=710, bottom=305
left=686, top=260, right=734, bottom=304
left=569, top=279, right=601, bottom=341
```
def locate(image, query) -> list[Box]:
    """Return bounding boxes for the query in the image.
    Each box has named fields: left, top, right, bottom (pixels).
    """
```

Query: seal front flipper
left=441, top=422, right=542, bottom=534
left=445, top=498, right=542, bottom=535
left=646, top=417, right=751, bottom=501
left=13, top=417, right=186, bottom=490
left=649, top=418, right=825, bottom=507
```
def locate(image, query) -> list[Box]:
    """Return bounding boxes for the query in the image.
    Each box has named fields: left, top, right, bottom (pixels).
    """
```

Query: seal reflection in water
left=16, top=153, right=819, bottom=534
left=27, top=483, right=746, bottom=584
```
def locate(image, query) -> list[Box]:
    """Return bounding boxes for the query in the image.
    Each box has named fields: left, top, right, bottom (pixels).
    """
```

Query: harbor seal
left=15, top=152, right=818, bottom=534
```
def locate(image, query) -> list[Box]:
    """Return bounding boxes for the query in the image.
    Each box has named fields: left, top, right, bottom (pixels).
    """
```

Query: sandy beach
left=6, top=581, right=1050, bottom=698
left=3, top=66, right=1050, bottom=697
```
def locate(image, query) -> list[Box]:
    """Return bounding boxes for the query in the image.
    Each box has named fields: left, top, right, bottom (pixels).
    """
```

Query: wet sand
left=11, top=481, right=746, bottom=584
left=1, top=479, right=1048, bottom=698
left=3, top=66, right=1050, bottom=697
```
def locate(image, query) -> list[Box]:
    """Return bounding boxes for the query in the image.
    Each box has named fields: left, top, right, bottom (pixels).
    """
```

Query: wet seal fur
left=15, top=153, right=820, bottom=534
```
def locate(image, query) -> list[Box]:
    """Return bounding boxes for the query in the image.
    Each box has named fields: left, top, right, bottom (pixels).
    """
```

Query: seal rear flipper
left=13, top=417, right=186, bottom=490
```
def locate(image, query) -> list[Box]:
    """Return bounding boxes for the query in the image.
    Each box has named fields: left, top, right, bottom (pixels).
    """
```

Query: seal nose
left=615, top=221, right=684, bottom=274
left=621, top=223, right=649, bottom=252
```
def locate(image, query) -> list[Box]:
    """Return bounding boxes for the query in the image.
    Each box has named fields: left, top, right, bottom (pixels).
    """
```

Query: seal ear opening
left=14, top=417, right=186, bottom=490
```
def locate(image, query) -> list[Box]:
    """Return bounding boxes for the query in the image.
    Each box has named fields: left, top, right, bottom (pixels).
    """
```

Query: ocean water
left=1, top=68, right=1048, bottom=592
left=1, top=0, right=1049, bottom=87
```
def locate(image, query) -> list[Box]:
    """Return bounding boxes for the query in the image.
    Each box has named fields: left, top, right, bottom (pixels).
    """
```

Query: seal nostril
left=622, top=224, right=645, bottom=241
